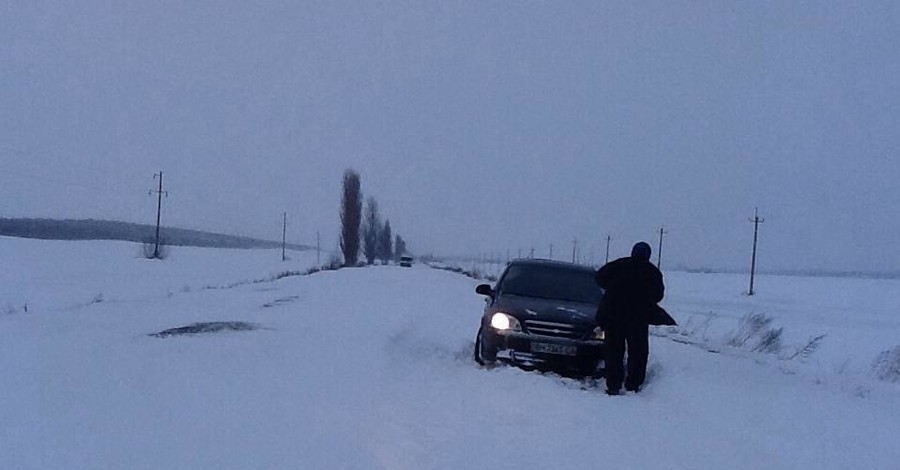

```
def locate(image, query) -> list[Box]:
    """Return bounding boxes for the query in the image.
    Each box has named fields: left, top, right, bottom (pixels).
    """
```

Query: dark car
left=474, top=259, right=606, bottom=377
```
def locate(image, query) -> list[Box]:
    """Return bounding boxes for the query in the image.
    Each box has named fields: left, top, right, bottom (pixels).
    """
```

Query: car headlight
left=592, top=326, right=605, bottom=341
left=490, top=312, right=522, bottom=332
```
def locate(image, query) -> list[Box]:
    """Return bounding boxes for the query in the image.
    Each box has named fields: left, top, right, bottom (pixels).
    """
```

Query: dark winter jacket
left=594, top=257, right=666, bottom=328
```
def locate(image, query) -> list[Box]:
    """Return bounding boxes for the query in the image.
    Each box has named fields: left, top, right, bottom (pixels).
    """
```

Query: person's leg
left=604, top=326, right=626, bottom=394
left=625, top=323, right=649, bottom=391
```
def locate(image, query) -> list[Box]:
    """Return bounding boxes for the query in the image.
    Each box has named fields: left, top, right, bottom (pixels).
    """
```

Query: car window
left=498, top=264, right=601, bottom=304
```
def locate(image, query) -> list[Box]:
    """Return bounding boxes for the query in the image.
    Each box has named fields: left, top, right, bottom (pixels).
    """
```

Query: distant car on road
left=399, top=255, right=413, bottom=267
left=474, top=259, right=606, bottom=377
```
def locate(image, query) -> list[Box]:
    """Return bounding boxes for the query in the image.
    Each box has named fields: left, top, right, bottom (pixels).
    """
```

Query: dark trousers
left=604, top=322, right=649, bottom=392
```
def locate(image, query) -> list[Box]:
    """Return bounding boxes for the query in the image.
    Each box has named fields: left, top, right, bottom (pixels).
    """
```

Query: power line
left=0, top=163, right=119, bottom=193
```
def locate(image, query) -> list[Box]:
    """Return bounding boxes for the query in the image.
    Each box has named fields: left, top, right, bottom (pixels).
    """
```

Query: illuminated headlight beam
left=490, top=312, right=520, bottom=331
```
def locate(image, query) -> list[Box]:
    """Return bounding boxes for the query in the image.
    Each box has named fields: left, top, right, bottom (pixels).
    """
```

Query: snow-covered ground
left=0, top=237, right=323, bottom=313
left=2, top=237, right=900, bottom=469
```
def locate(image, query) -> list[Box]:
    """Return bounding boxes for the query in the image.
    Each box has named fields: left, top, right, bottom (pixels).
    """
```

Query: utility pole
left=572, top=238, right=578, bottom=263
left=530, top=246, right=535, bottom=258
left=605, top=234, right=611, bottom=264
left=549, top=243, right=553, bottom=259
left=281, top=212, right=287, bottom=262
left=149, top=171, right=167, bottom=259
left=518, top=248, right=522, bottom=259
left=657, top=226, right=668, bottom=270
left=316, top=231, right=321, bottom=265
left=748, top=208, right=765, bottom=296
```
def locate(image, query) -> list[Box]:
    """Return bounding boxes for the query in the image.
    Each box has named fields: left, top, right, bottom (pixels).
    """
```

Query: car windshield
left=498, top=264, right=602, bottom=304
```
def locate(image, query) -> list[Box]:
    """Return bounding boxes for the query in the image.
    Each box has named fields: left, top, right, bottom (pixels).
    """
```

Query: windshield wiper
left=504, top=292, right=562, bottom=301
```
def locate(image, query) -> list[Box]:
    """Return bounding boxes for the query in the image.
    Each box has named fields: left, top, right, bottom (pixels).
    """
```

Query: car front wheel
left=474, top=326, right=497, bottom=366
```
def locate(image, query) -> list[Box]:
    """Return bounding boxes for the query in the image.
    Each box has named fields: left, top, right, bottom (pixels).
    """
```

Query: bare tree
left=363, top=196, right=381, bottom=265
left=394, top=234, right=407, bottom=261
left=340, top=169, right=362, bottom=266
left=378, top=219, right=393, bottom=264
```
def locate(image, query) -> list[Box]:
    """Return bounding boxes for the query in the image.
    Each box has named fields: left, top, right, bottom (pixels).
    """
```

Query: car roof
left=506, top=258, right=597, bottom=273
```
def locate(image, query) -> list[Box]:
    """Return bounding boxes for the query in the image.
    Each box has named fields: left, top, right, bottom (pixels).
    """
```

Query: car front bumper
left=490, top=331, right=606, bottom=376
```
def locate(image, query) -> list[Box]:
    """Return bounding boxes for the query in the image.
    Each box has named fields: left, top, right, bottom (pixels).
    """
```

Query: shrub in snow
left=427, top=261, right=498, bottom=282
left=752, top=327, right=783, bottom=354
left=785, top=334, right=827, bottom=361
left=326, top=254, right=343, bottom=271
left=681, top=312, right=717, bottom=341
left=727, top=313, right=783, bottom=354
left=872, top=346, right=900, bottom=382
left=149, top=321, right=260, bottom=338
left=270, top=270, right=304, bottom=281
left=727, top=313, right=773, bottom=348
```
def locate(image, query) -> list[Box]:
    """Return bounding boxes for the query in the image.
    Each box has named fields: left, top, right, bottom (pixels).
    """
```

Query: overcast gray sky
left=2, top=1, right=898, bottom=273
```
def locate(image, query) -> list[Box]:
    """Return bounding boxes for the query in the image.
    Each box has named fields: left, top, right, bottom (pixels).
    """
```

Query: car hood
left=492, top=295, right=597, bottom=326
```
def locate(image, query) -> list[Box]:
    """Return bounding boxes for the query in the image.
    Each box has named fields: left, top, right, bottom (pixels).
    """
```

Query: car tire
left=474, top=326, right=497, bottom=366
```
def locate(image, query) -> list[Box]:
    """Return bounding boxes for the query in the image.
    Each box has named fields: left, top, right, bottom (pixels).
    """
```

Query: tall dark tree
left=378, top=219, right=393, bottom=263
left=394, top=235, right=407, bottom=261
left=362, top=196, right=381, bottom=265
left=339, top=169, right=362, bottom=266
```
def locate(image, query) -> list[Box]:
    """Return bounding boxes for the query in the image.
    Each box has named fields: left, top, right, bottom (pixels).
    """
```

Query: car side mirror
left=475, top=284, right=494, bottom=297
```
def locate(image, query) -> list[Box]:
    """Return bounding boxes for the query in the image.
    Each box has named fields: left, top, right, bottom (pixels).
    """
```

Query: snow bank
left=2, top=239, right=900, bottom=469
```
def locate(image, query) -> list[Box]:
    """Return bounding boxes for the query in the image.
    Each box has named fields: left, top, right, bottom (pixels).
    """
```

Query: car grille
left=523, top=319, right=588, bottom=340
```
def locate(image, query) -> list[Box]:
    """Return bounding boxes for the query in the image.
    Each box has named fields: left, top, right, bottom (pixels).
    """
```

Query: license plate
left=530, top=342, right=577, bottom=356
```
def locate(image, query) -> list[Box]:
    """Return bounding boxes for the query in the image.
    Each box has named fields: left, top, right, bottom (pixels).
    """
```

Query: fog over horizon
left=2, top=1, right=898, bottom=273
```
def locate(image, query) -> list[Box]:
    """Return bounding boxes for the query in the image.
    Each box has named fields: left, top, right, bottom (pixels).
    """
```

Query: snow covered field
left=2, top=237, right=900, bottom=469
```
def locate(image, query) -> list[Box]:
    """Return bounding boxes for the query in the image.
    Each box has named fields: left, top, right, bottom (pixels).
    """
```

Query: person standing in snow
left=594, top=241, right=665, bottom=395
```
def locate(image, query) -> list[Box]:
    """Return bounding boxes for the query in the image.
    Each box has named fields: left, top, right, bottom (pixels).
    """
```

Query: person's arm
left=650, top=268, right=664, bottom=303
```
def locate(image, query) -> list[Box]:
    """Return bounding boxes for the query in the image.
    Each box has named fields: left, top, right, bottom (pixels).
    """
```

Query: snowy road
left=3, top=256, right=900, bottom=469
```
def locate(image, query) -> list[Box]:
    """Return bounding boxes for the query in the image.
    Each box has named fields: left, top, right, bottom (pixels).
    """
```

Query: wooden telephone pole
left=149, top=172, right=167, bottom=259
left=281, top=212, right=287, bottom=262
left=605, top=234, right=612, bottom=264
left=657, top=226, right=668, bottom=269
left=748, top=208, right=765, bottom=295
